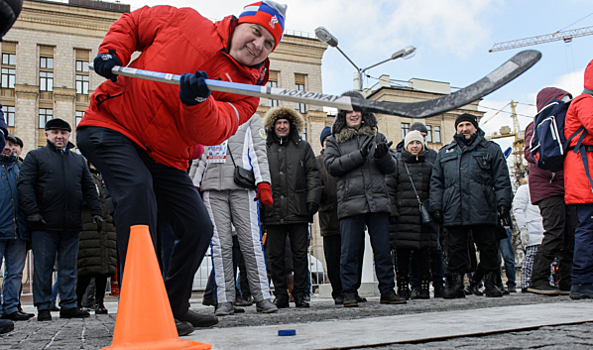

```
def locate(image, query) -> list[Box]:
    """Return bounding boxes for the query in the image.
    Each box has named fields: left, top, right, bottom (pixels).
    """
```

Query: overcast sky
left=105, top=0, right=591, bottom=150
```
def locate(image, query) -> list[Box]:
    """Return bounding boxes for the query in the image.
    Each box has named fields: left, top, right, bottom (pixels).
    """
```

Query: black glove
left=374, top=141, right=393, bottom=159
left=307, top=202, right=320, bottom=217
left=498, top=206, right=511, bottom=227
left=92, top=215, right=104, bottom=233
left=26, top=213, right=47, bottom=230
left=93, top=52, right=121, bottom=83
left=432, top=210, right=443, bottom=224
left=360, top=136, right=375, bottom=159
left=179, top=70, right=211, bottom=106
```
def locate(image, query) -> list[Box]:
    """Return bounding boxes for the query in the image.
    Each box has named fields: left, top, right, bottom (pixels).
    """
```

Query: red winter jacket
left=564, top=60, right=593, bottom=204
left=78, top=6, right=269, bottom=170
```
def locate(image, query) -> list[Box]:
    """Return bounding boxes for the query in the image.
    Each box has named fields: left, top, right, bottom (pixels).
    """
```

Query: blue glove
left=93, top=52, right=121, bottom=82
left=179, top=70, right=211, bottom=106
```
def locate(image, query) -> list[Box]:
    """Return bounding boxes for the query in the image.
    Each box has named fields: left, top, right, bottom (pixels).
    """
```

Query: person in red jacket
left=524, top=87, right=577, bottom=296
left=75, top=1, right=287, bottom=335
left=563, top=59, right=593, bottom=300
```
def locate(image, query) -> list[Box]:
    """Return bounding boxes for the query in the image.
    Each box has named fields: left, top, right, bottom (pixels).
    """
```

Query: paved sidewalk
left=1, top=293, right=591, bottom=349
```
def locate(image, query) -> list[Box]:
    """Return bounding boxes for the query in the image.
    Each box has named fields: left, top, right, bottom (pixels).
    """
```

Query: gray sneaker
left=214, top=302, right=234, bottom=316
left=256, top=299, right=278, bottom=313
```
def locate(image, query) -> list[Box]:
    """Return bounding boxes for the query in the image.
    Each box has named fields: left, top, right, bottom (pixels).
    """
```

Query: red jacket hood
left=585, top=59, right=593, bottom=90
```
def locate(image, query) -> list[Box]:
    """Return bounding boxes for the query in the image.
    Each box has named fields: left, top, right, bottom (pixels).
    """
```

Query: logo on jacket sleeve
left=259, top=128, right=266, bottom=139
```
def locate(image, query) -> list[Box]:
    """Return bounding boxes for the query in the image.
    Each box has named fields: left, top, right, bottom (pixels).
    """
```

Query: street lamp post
left=314, top=26, right=416, bottom=91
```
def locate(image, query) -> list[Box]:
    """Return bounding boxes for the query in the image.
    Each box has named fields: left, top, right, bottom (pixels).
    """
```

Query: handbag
left=228, top=146, right=257, bottom=190
left=403, top=162, right=434, bottom=224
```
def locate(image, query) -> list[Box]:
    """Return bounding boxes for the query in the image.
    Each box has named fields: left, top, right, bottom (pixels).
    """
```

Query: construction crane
left=489, top=25, right=593, bottom=52
left=484, top=101, right=524, bottom=155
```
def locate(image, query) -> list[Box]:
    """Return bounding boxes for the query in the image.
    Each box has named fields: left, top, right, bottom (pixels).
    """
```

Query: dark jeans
left=77, top=126, right=213, bottom=317
left=532, top=195, right=577, bottom=289
left=157, top=213, right=176, bottom=279
left=323, top=234, right=364, bottom=300
left=447, top=225, right=498, bottom=274
left=31, top=230, right=80, bottom=311
left=267, top=223, right=309, bottom=299
left=77, top=274, right=109, bottom=304
left=397, top=248, right=430, bottom=285
left=573, top=203, right=593, bottom=284
left=340, top=213, right=395, bottom=297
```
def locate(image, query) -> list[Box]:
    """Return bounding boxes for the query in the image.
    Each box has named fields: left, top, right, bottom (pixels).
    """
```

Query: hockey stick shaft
left=89, top=49, right=540, bottom=118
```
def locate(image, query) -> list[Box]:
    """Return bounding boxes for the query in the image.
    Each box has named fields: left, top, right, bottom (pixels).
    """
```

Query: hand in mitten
left=374, top=141, right=394, bottom=158
left=179, top=70, right=211, bottom=106
left=92, top=215, right=104, bottom=233
left=26, top=213, right=47, bottom=230
left=93, top=52, right=121, bottom=82
left=307, top=202, right=320, bottom=217
left=432, top=210, right=443, bottom=224
left=360, top=136, right=375, bottom=159
left=255, top=182, right=273, bottom=206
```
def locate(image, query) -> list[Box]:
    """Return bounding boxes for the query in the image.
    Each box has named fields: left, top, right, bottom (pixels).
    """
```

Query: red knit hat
left=238, top=1, right=287, bottom=49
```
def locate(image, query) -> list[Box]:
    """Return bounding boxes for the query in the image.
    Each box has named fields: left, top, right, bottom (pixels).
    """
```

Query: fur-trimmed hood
left=332, top=90, right=378, bottom=143
left=263, top=106, right=305, bottom=142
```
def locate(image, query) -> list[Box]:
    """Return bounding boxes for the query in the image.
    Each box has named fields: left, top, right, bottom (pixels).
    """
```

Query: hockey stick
left=89, top=50, right=540, bottom=118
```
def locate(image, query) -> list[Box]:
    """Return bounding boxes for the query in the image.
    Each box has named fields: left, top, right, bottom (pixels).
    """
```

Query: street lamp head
left=315, top=26, right=339, bottom=47
left=391, top=45, right=416, bottom=60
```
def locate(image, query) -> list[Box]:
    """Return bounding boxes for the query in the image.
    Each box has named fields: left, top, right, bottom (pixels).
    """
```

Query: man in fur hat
left=323, top=90, right=405, bottom=307
left=261, top=106, right=321, bottom=308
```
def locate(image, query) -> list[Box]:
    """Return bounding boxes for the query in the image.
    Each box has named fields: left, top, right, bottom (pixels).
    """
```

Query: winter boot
left=443, top=273, right=466, bottom=299
left=464, top=276, right=483, bottom=296
left=419, top=279, right=430, bottom=299
left=397, top=277, right=411, bottom=300
left=484, top=272, right=503, bottom=297
left=94, top=298, right=108, bottom=315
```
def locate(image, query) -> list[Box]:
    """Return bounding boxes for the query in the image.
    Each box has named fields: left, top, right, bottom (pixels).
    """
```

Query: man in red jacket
left=524, top=87, right=577, bottom=296
left=76, top=1, right=287, bottom=334
left=563, top=59, right=593, bottom=299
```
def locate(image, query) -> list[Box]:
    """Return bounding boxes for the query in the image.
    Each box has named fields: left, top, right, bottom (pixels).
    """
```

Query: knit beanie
left=238, top=0, right=287, bottom=49
left=405, top=130, right=424, bottom=150
left=410, top=122, right=428, bottom=134
left=320, top=126, right=331, bottom=146
left=454, top=113, right=479, bottom=130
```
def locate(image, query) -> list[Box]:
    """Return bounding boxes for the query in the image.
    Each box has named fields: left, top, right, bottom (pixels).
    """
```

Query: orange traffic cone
left=102, top=225, right=211, bottom=350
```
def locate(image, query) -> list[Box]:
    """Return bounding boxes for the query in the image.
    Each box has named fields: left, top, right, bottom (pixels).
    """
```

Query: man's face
left=3, top=140, right=14, bottom=156
left=46, top=129, right=70, bottom=150
left=11, top=144, right=21, bottom=157
left=456, top=121, right=477, bottom=139
left=229, top=23, right=275, bottom=67
left=345, top=111, right=362, bottom=129
left=274, top=119, right=290, bottom=138
left=420, top=132, right=427, bottom=142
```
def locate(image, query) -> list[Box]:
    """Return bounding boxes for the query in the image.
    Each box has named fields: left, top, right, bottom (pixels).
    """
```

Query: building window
left=1, top=53, right=16, bottom=89
left=2, top=105, right=15, bottom=127
left=267, top=80, right=278, bottom=107
left=295, top=73, right=306, bottom=114
left=39, top=46, right=54, bottom=92
left=401, top=122, right=410, bottom=139
left=75, top=111, right=84, bottom=126
left=40, top=71, right=54, bottom=91
left=434, top=126, right=441, bottom=143
left=39, top=108, right=53, bottom=129
left=76, top=60, right=89, bottom=73
left=426, top=125, right=433, bottom=143
left=76, top=74, right=89, bottom=94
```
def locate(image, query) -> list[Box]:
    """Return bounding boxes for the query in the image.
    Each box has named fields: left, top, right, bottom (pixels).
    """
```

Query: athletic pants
left=77, top=126, right=213, bottom=317
left=203, top=190, right=270, bottom=303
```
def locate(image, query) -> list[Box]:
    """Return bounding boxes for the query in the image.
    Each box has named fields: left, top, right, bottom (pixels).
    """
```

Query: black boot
left=443, top=273, right=466, bottom=299
left=484, top=272, right=503, bottom=297
left=464, top=276, right=483, bottom=296
left=419, top=280, right=430, bottom=299
left=397, top=277, right=410, bottom=300
left=94, top=298, right=108, bottom=315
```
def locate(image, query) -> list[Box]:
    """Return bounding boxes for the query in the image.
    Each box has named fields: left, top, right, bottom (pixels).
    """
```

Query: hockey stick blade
left=89, top=49, right=540, bottom=118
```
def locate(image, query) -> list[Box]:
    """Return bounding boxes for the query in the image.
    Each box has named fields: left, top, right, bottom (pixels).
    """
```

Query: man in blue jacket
left=18, top=119, right=102, bottom=321
left=0, top=134, right=30, bottom=324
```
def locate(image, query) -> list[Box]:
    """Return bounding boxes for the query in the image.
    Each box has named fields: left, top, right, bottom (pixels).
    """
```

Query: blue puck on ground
left=278, top=329, right=296, bottom=336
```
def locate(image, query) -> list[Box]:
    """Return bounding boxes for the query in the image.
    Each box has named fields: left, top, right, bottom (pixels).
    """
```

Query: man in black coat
left=18, top=119, right=102, bottom=321
left=262, top=106, right=321, bottom=309
left=429, top=113, right=513, bottom=299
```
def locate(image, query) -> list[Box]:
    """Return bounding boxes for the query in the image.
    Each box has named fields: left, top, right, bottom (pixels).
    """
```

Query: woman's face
left=407, top=140, right=423, bottom=155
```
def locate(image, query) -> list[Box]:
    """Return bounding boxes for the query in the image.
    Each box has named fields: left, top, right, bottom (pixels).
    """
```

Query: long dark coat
left=77, top=171, right=117, bottom=276
left=387, top=149, right=437, bottom=250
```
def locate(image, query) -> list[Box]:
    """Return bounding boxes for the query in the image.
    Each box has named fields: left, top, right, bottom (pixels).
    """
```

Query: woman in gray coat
left=323, top=90, right=405, bottom=307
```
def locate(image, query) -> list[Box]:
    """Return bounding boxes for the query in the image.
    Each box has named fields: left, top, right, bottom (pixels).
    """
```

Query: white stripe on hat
left=242, top=5, right=260, bottom=12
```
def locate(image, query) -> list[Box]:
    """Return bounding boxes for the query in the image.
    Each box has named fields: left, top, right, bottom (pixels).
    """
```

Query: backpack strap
left=571, top=126, right=587, bottom=153
left=578, top=145, right=593, bottom=193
